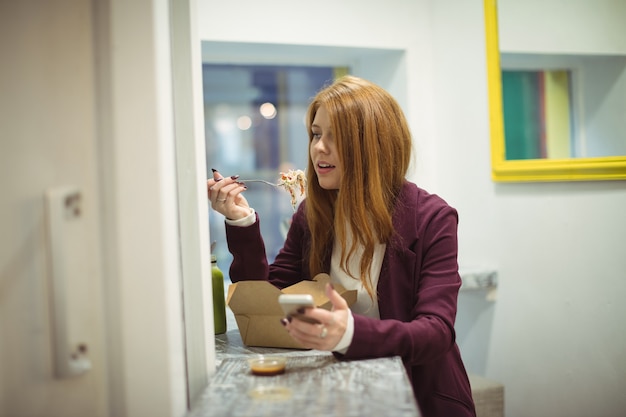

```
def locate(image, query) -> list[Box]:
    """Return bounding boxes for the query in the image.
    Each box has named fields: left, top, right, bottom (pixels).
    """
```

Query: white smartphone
left=278, top=294, right=320, bottom=324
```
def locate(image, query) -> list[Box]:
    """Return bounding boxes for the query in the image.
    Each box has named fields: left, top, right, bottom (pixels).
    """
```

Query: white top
left=330, top=235, right=384, bottom=319
left=329, top=233, right=384, bottom=353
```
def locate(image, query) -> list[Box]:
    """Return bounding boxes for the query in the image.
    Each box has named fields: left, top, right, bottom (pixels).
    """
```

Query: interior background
left=197, top=0, right=626, bottom=416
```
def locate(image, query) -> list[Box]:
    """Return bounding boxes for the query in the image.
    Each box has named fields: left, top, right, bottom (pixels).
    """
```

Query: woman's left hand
left=281, top=283, right=350, bottom=351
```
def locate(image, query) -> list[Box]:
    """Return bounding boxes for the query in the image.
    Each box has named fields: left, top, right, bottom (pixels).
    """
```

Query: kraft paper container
left=227, top=273, right=356, bottom=349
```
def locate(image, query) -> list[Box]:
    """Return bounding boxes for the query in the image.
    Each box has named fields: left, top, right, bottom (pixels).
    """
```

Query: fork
left=239, top=179, right=281, bottom=187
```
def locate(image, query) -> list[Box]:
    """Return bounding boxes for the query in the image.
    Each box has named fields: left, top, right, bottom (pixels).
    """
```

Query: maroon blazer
left=226, top=182, right=476, bottom=417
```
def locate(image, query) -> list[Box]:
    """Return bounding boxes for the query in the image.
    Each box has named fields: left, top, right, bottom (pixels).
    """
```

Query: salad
left=277, top=169, right=306, bottom=211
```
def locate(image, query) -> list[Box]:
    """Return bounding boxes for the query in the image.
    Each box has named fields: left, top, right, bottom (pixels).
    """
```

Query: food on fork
left=277, top=169, right=306, bottom=211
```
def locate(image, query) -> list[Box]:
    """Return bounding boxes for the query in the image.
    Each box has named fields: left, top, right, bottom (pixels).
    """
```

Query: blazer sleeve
left=226, top=202, right=310, bottom=289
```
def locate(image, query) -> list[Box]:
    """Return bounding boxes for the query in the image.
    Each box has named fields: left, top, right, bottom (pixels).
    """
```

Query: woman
left=207, top=75, right=476, bottom=417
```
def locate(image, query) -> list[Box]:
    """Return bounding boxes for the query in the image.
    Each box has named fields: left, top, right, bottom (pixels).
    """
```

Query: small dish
left=247, top=355, right=287, bottom=376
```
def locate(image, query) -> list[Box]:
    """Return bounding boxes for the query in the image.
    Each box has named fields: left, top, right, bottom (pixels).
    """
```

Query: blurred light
left=259, top=102, right=277, bottom=119
left=215, top=118, right=234, bottom=134
left=237, top=115, right=252, bottom=130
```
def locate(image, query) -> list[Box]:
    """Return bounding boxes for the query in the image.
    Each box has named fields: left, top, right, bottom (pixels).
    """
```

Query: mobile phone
left=278, top=294, right=320, bottom=324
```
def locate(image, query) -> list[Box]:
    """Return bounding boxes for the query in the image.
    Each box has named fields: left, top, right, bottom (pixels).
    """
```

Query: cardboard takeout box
left=226, top=273, right=357, bottom=349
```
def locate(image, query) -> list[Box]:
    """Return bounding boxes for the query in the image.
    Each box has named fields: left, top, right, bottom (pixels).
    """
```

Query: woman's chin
left=318, top=182, right=339, bottom=191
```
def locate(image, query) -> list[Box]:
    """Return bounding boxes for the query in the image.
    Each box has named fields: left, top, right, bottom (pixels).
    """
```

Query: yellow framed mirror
left=484, top=0, right=626, bottom=182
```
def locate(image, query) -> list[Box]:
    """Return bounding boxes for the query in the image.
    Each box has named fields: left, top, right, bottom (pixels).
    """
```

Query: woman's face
left=310, top=105, right=341, bottom=190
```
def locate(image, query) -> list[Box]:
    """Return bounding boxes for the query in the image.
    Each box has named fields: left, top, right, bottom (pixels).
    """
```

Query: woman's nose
left=313, top=138, right=328, bottom=153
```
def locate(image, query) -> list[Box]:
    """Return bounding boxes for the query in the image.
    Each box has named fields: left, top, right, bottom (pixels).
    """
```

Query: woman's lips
left=316, top=163, right=335, bottom=175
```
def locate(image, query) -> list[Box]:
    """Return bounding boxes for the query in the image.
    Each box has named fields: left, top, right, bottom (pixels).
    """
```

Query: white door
left=0, top=1, right=108, bottom=416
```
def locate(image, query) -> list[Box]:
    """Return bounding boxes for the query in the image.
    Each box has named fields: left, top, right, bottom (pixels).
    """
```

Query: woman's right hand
left=207, top=169, right=251, bottom=220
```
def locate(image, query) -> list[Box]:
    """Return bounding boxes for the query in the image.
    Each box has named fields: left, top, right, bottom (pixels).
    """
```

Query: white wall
left=498, top=0, right=626, bottom=55
left=98, top=0, right=193, bottom=415
left=198, top=1, right=626, bottom=416
left=456, top=0, right=626, bottom=416
left=1, top=1, right=195, bottom=416
left=0, top=1, right=109, bottom=415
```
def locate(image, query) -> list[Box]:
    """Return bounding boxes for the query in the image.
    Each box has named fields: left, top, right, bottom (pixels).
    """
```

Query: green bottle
left=211, top=254, right=227, bottom=334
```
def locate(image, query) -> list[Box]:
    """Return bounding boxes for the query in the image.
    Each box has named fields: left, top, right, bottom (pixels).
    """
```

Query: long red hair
left=305, top=75, right=413, bottom=298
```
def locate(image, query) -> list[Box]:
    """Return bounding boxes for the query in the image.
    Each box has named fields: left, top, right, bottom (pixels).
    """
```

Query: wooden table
left=187, top=309, right=421, bottom=417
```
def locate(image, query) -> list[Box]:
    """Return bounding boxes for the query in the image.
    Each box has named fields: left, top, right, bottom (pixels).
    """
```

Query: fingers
left=281, top=290, right=348, bottom=350
left=212, top=177, right=242, bottom=202
left=210, top=182, right=248, bottom=213
left=326, top=282, right=348, bottom=312
left=208, top=169, right=244, bottom=203
left=212, top=168, right=224, bottom=181
left=207, top=169, right=251, bottom=220
left=207, top=168, right=224, bottom=198
left=283, top=318, right=335, bottom=350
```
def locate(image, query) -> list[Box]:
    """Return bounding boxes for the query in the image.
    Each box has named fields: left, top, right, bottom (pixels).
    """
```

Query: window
left=203, top=64, right=340, bottom=276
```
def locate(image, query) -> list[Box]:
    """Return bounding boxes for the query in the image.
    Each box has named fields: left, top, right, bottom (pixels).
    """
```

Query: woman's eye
left=312, top=132, right=321, bottom=139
